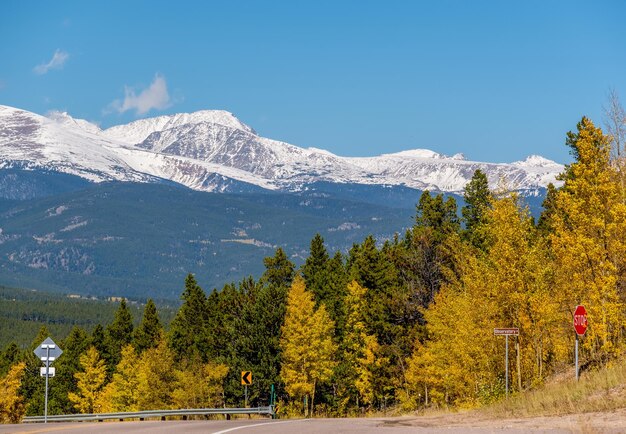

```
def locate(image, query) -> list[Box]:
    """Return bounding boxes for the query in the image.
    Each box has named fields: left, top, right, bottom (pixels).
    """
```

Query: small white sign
left=40, top=367, right=56, bottom=377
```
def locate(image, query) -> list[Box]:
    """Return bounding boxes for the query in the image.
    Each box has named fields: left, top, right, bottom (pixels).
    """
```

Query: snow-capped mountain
left=0, top=104, right=564, bottom=194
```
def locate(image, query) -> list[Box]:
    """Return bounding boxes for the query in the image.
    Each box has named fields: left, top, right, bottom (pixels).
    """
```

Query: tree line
left=2, top=113, right=626, bottom=421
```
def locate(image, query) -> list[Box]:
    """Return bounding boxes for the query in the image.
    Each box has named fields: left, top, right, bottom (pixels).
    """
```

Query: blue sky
left=1, top=1, right=625, bottom=164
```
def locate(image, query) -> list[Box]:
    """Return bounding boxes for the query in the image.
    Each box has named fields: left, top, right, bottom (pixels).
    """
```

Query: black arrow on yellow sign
left=241, top=371, right=252, bottom=385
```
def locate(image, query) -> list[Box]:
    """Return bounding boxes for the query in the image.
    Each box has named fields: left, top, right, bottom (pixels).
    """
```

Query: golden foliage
left=0, top=362, right=26, bottom=423
left=280, top=275, right=336, bottom=415
left=68, top=347, right=107, bottom=414
left=171, top=362, right=228, bottom=408
left=550, top=118, right=626, bottom=358
left=98, top=345, right=141, bottom=412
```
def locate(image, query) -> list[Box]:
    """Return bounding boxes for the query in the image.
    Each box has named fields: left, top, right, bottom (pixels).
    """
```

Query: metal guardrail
left=23, top=406, right=274, bottom=423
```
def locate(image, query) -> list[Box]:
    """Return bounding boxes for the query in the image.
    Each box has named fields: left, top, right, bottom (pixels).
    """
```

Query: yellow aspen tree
left=0, top=362, right=26, bottom=423
left=68, top=347, right=107, bottom=414
left=280, top=275, right=336, bottom=417
left=171, top=362, right=228, bottom=408
left=136, top=338, right=177, bottom=410
left=98, top=345, right=141, bottom=412
left=550, top=117, right=626, bottom=358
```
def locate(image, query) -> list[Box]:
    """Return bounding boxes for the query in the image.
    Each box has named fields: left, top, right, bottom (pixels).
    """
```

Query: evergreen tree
left=260, top=247, right=295, bottom=289
left=537, top=183, right=558, bottom=235
left=324, top=251, right=348, bottom=339
left=280, top=276, right=336, bottom=417
left=168, top=274, right=210, bottom=362
left=0, top=343, right=20, bottom=377
left=105, top=299, right=134, bottom=372
left=301, top=234, right=330, bottom=306
left=462, top=169, right=492, bottom=249
left=415, top=191, right=460, bottom=238
left=348, top=235, right=397, bottom=343
left=133, top=299, right=163, bottom=353
left=209, top=281, right=249, bottom=405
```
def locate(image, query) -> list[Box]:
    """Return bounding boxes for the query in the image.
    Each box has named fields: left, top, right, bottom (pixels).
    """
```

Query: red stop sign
left=573, top=305, right=588, bottom=336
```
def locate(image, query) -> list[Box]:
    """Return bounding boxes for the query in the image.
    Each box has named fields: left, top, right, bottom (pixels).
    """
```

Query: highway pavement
left=0, top=416, right=583, bottom=433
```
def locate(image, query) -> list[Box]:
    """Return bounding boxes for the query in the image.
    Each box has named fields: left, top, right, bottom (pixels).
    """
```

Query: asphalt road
left=0, top=417, right=582, bottom=434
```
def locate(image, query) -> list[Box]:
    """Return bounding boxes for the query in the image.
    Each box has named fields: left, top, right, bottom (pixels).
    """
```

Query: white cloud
left=109, top=74, right=171, bottom=115
left=34, top=49, right=69, bottom=75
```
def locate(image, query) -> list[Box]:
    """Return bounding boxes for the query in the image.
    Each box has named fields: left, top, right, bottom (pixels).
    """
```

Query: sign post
left=33, top=338, right=63, bottom=423
left=573, top=305, right=588, bottom=381
left=241, top=371, right=252, bottom=408
left=494, top=328, right=519, bottom=398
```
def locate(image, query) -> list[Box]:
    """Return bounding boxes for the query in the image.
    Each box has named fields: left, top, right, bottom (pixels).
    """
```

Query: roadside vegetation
left=2, top=96, right=626, bottom=423
left=484, top=361, right=626, bottom=418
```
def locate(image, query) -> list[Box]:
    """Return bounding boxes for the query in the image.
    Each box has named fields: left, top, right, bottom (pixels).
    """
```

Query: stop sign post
left=573, top=305, right=587, bottom=381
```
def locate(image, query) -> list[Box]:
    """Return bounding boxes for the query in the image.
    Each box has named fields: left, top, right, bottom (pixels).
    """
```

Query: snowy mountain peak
left=383, top=149, right=444, bottom=159
left=513, top=155, right=561, bottom=167
left=47, top=111, right=103, bottom=136
left=103, top=109, right=256, bottom=144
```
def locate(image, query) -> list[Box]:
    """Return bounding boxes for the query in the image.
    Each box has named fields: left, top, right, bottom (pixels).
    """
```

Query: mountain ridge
left=0, top=104, right=564, bottom=195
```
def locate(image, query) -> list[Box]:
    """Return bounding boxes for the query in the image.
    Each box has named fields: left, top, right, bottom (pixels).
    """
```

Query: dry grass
left=482, top=361, right=626, bottom=418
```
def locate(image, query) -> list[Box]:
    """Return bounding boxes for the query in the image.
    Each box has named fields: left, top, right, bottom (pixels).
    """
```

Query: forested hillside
left=2, top=116, right=626, bottom=422
left=0, top=286, right=176, bottom=348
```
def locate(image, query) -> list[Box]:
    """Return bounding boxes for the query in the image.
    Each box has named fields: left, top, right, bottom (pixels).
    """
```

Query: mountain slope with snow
left=0, top=105, right=564, bottom=194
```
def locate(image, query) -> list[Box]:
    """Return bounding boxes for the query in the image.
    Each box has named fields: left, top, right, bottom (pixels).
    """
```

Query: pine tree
left=348, top=235, right=397, bottom=343
left=90, top=324, right=107, bottom=356
left=415, top=191, right=460, bottom=239
left=68, top=347, right=107, bottom=414
left=134, top=299, right=163, bottom=353
left=260, top=247, right=295, bottom=289
left=0, top=343, right=20, bottom=377
left=324, top=251, right=348, bottom=339
left=302, top=234, right=330, bottom=306
left=168, top=274, right=210, bottom=362
left=105, top=299, right=134, bottom=372
left=462, top=169, right=492, bottom=249
left=537, top=183, right=558, bottom=235
left=280, top=276, right=336, bottom=417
